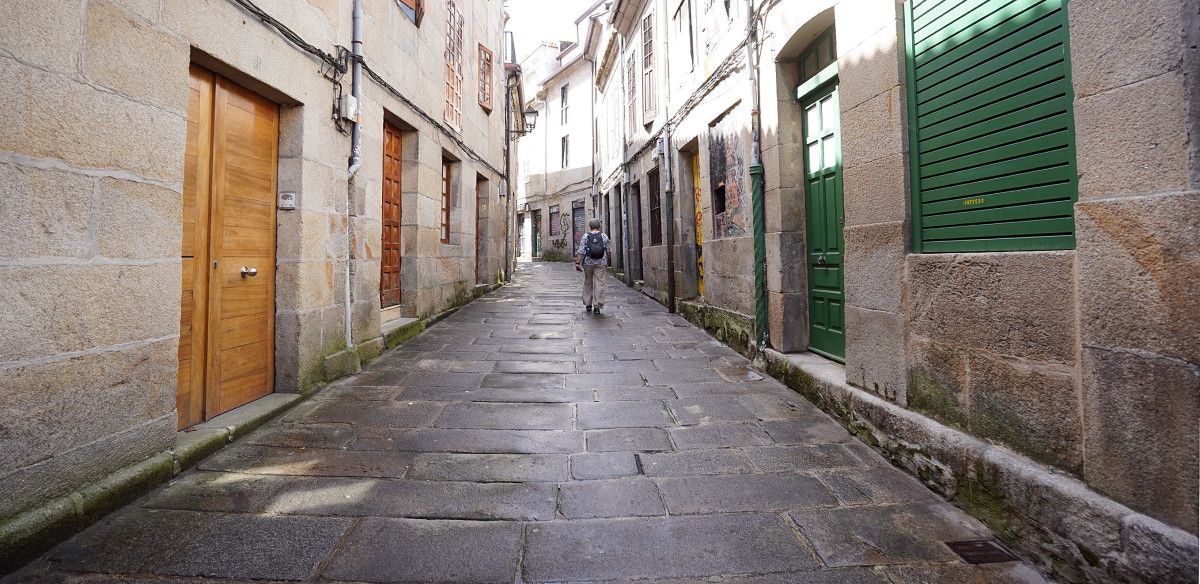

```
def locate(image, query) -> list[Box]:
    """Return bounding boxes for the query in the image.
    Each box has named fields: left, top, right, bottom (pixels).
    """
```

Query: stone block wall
left=1069, top=0, right=1200, bottom=532
left=0, top=0, right=187, bottom=521
left=0, top=0, right=511, bottom=526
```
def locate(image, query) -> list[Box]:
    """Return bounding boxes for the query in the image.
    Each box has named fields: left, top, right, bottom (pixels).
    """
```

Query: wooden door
left=802, top=82, right=845, bottom=361
left=178, top=65, right=279, bottom=428
left=381, top=123, right=403, bottom=307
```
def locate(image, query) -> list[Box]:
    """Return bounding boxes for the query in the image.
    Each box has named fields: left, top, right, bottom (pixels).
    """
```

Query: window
left=561, top=136, right=569, bottom=168
left=641, top=13, right=656, bottom=121
left=478, top=44, right=493, bottom=110
left=673, top=0, right=694, bottom=73
left=648, top=169, right=662, bottom=245
left=443, top=0, right=464, bottom=130
left=549, top=205, right=560, bottom=236
left=800, top=27, right=836, bottom=85
left=397, top=0, right=424, bottom=25
left=440, top=159, right=453, bottom=242
left=625, top=54, right=637, bottom=135
left=560, top=84, right=569, bottom=124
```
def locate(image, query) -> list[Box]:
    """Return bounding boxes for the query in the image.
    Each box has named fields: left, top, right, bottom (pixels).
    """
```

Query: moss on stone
left=907, top=367, right=968, bottom=428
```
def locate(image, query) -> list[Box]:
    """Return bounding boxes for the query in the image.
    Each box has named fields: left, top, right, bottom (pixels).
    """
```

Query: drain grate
left=945, top=539, right=1020, bottom=565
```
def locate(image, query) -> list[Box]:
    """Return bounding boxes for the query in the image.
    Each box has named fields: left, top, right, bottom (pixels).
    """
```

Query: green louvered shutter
left=905, top=0, right=1078, bottom=253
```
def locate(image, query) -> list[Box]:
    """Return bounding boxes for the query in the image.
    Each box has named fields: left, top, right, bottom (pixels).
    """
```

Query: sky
left=505, top=0, right=597, bottom=63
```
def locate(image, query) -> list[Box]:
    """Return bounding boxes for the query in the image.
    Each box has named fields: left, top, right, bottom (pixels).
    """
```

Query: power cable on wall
left=225, top=0, right=506, bottom=177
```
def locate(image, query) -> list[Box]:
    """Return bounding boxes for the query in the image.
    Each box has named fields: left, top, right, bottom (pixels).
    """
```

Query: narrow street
left=14, top=263, right=1044, bottom=583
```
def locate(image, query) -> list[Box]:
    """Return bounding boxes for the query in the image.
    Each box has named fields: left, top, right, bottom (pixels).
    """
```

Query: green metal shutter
left=905, top=0, right=1078, bottom=253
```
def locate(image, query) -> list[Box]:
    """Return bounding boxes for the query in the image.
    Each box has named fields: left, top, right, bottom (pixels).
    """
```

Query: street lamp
left=516, top=107, right=538, bottom=136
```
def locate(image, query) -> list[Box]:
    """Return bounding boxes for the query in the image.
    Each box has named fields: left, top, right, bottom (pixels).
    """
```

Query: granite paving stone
left=586, top=427, right=674, bottom=451
left=351, top=427, right=585, bottom=453
left=558, top=478, right=666, bottom=518
left=666, top=397, right=760, bottom=425
left=264, top=477, right=557, bottom=520
left=637, top=449, right=755, bottom=476
left=668, top=421, right=775, bottom=449
left=790, top=503, right=993, bottom=567
left=44, top=508, right=217, bottom=574
left=570, top=452, right=640, bottom=479
left=656, top=472, right=838, bottom=514
left=197, top=445, right=416, bottom=478
left=577, top=401, right=673, bottom=429
left=12, top=263, right=1038, bottom=583
left=160, top=515, right=351, bottom=580
left=408, top=453, right=570, bottom=482
left=436, top=402, right=574, bottom=429
left=744, top=444, right=870, bottom=472
left=522, top=514, right=820, bottom=581
left=322, top=518, right=521, bottom=583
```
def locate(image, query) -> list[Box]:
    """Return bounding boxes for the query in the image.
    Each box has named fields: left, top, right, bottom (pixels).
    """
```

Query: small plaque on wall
left=278, top=192, right=297, bottom=210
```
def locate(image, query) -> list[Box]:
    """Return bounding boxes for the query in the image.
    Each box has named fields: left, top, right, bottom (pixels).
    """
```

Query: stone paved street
left=11, top=263, right=1048, bottom=583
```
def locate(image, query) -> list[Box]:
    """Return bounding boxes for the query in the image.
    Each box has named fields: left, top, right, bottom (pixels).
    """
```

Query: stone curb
left=759, top=348, right=1199, bottom=584
left=663, top=292, right=1198, bottom=584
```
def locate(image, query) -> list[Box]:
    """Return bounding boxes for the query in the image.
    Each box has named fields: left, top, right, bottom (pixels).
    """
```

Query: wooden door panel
left=206, top=75, right=278, bottom=418
left=177, top=65, right=214, bottom=430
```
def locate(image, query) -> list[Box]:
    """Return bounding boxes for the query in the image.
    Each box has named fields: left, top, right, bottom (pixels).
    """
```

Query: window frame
left=440, top=159, right=453, bottom=243
left=560, top=84, right=569, bottom=124
left=478, top=44, right=494, bottom=111
left=641, top=12, right=656, bottom=122
left=648, top=169, right=663, bottom=245
left=625, top=53, right=638, bottom=135
left=548, top=205, right=561, bottom=236
left=443, top=0, right=464, bottom=130
left=561, top=135, right=570, bottom=169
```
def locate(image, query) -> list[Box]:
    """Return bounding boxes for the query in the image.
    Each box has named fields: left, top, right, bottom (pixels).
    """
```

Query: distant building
left=515, top=2, right=608, bottom=261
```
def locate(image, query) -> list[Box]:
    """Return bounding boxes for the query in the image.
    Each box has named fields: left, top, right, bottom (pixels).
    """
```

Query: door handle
left=817, top=255, right=826, bottom=265
left=240, top=266, right=258, bottom=278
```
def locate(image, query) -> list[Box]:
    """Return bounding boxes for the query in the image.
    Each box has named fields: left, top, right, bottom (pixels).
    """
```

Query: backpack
left=584, top=232, right=606, bottom=259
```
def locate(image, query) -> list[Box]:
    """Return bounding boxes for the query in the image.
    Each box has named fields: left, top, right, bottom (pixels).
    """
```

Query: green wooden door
left=802, top=82, right=845, bottom=361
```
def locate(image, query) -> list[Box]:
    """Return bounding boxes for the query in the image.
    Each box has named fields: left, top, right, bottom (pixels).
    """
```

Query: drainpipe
left=503, top=70, right=513, bottom=282
left=344, top=0, right=364, bottom=350
left=660, top=12, right=676, bottom=314
left=745, top=0, right=768, bottom=352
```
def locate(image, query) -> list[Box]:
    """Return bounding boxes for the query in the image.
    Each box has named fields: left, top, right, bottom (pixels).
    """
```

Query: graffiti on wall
left=708, top=113, right=748, bottom=238
left=551, top=213, right=572, bottom=250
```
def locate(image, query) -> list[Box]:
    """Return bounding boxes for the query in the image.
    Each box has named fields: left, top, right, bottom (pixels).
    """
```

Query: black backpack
left=584, top=233, right=606, bottom=259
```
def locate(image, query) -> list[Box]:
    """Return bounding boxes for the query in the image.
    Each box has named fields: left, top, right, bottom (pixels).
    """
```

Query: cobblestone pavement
left=11, top=262, right=1049, bottom=583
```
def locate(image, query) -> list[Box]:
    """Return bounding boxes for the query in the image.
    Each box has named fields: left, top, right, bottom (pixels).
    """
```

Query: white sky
left=506, top=0, right=596, bottom=62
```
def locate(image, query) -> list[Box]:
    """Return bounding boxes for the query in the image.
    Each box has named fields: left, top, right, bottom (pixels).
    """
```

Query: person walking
left=575, top=219, right=610, bottom=314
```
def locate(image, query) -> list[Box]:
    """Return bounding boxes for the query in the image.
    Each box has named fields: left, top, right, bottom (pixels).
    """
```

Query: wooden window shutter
left=399, top=0, right=424, bottom=25
left=905, top=0, right=1078, bottom=253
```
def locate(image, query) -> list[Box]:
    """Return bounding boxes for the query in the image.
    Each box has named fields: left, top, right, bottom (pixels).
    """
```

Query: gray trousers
left=582, top=265, right=606, bottom=307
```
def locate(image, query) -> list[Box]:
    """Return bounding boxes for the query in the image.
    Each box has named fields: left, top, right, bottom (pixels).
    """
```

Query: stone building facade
left=583, top=0, right=1199, bottom=580
left=0, top=0, right=520, bottom=554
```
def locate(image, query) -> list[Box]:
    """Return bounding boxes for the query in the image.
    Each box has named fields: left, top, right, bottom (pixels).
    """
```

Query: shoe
left=593, top=306, right=601, bottom=315
left=585, top=305, right=592, bottom=312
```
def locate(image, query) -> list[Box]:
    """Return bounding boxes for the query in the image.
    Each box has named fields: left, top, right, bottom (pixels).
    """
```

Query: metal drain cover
left=945, top=539, right=1019, bottom=564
